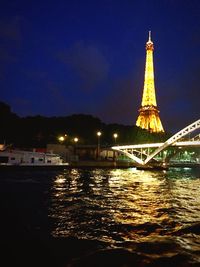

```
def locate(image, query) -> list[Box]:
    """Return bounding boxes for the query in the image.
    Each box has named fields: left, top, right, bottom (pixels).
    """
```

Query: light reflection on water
left=49, top=167, right=200, bottom=253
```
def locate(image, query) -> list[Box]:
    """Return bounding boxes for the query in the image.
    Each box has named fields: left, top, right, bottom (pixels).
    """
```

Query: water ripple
left=48, top=167, right=200, bottom=264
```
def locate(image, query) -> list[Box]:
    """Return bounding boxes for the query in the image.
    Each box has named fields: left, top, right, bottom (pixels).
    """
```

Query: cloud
left=58, top=41, right=109, bottom=91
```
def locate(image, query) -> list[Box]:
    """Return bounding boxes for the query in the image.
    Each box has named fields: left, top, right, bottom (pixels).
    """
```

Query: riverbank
left=70, top=160, right=136, bottom=168
left=69, top=160, right=168, bottom=170
left=1, top=160, right=199, bottom=171
left=68, top=160, right=200, bottom=170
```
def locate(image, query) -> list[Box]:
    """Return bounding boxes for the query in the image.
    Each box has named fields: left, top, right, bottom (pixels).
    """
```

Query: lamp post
left=73, top=137, right=79, bottom=159
left=74, top=137, right=79, bottom=143
left=58, top=133, right=67, bottom=144
left=113, top=133, right=118, bottom=144
left=113, top=133, right=118, bottom=160
left=57, top=135, right=67, bottom=161
left=58, top=136, right=65, bottom=143
left=97, top=131, right=102, bottom=159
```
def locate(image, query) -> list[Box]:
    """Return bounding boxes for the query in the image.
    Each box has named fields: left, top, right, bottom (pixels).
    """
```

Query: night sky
left=1, top=0, right=200, bottom=133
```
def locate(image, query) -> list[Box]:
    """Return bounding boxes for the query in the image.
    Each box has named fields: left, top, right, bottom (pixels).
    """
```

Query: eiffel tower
left=136, top=31, right=164, bottom=133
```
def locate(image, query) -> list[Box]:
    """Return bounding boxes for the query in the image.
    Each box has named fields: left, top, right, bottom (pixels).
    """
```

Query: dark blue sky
left=1, top=0, right=200, bottom=133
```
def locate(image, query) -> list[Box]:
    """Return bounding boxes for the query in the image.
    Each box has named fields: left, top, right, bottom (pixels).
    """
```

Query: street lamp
left=58, top=136, right=65, bottom=143
left=58, top=133, right=68, bottom=143
left=113, top=133, right=118, bottom=144
left=74, top=137, right=79, bottom=143
left=73, top=137, right=79, bottom=158
left=113, top=133, right=118, bottom=161
left=97, top=131, right=102, bottom=159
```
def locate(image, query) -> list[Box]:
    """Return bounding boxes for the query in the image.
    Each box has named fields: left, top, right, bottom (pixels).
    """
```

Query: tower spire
left=148, top=30, right=151, bottom=42
left=136, top=32, right=164, bottom=133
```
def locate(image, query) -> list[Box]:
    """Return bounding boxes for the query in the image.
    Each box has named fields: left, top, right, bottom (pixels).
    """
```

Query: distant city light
left=97, top=131, right=102, bottom=137
left=113, top=133, right=118, bottom=144
left=58, top=136, right=65, bottom=142
left=74, top=137, right=79, bottom=143
left=113, top=133, right=118, bottom=139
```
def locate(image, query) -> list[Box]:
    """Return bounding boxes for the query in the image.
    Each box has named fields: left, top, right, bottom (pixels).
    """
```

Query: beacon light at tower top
left=136, top=31, right=164, bottom=133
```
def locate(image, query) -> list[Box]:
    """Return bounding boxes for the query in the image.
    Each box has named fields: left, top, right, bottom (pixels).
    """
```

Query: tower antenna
left=148, top=30, right=151, bottom=42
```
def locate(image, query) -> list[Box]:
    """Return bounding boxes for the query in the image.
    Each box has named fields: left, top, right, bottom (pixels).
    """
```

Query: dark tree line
left=0, top=101, right=170, bottom=148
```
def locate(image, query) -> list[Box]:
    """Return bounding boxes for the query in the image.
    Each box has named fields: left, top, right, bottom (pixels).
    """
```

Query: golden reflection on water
left=55, top=175, right=66, bottom=184
left=168, top=177, right=200, bottom=223
left=50, top=168, right=200, bottom=243
left=107, top=169, right=172, bottom=231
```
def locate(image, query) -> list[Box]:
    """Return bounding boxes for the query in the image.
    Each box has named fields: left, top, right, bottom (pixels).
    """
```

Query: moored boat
left=0, top=146, right=69, bottom=169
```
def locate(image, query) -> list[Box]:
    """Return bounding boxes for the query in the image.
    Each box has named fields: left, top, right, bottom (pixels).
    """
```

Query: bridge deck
left=112, top=141, right=200, bottom=150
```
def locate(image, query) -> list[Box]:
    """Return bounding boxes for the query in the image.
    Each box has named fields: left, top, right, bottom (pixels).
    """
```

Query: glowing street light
left=73, top=137, right=79, bottom=158
left=74, top=137, right=79, bottom=143
left=113, top=133, right=118, bottom=144
left=113, top=133, right=118, bottom=161
left=97, top=131, right=102, bottom=137
left=97, top=131, right=102, bottom=159
left=58, top=136, right=65, bottom=143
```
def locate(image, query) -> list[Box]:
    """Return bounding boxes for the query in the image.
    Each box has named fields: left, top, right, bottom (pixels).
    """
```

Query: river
left=0, top=167, right=200, bottom=266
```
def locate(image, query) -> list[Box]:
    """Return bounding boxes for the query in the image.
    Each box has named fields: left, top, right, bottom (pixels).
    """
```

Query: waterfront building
left=136, top=31, right=164, bottom=133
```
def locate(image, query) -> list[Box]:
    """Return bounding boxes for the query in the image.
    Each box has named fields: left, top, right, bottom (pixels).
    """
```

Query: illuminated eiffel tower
left=136, top=31, right=164, bottom=133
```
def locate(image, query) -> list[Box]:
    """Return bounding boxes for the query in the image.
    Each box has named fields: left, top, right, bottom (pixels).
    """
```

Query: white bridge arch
left=112, top=119, right=200, bottom=165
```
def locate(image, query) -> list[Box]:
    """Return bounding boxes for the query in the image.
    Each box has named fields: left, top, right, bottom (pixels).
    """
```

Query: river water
left=0, top=167, right=200, bottom=266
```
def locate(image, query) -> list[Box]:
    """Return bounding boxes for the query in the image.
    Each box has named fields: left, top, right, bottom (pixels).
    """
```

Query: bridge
left=112, top=119, right=200, bottom=166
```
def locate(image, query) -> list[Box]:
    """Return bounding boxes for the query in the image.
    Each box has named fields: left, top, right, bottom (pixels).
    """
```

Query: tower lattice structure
left=136, top=32, right=164, bottom=133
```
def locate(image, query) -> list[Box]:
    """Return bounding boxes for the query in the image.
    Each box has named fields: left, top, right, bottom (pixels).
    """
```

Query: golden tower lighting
left=136, top=31, right=164, bottom=133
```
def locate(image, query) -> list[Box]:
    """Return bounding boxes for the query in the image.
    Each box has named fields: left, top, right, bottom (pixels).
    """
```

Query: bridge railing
left=144, top=119, right=200, bottom=164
